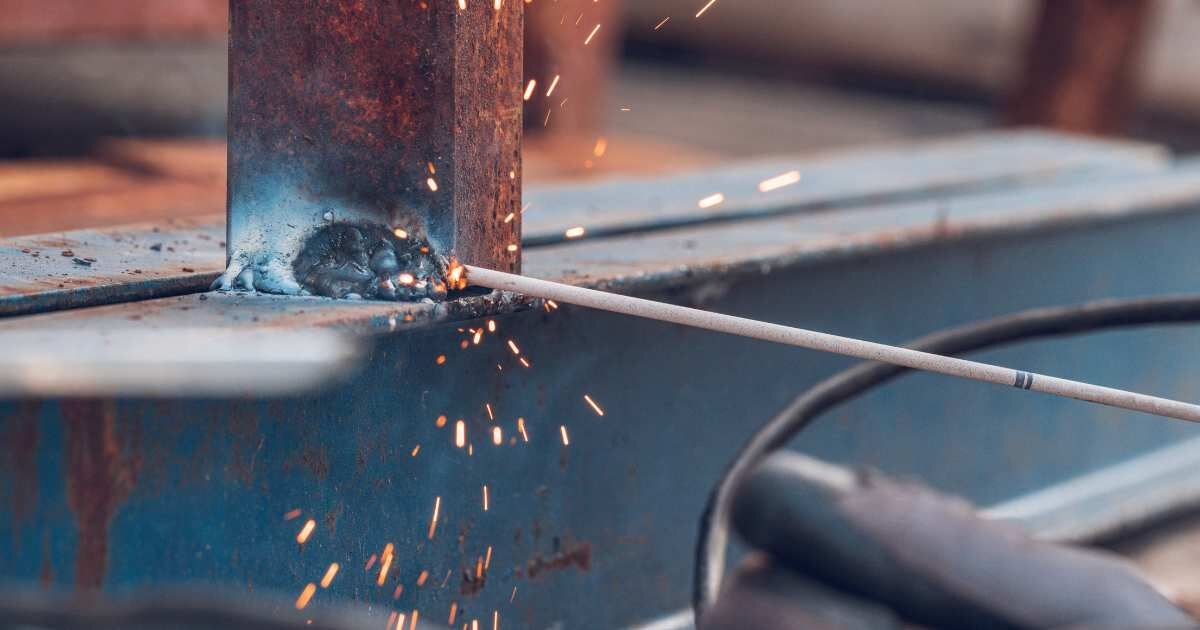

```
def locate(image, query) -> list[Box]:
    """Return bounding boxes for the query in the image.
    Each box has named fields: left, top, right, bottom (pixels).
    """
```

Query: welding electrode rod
left=466, top=266, right=1200, bottom=424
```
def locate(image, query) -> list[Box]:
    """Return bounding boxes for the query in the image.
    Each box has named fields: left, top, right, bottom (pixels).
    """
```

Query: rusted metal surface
left=0, top=131, right=1169, bottom=318
left=6, top=209, right=1200, bottom=624
left=1, top=402, right=40, bottom=545
left=523, top=160, right=1200, bottom=295
left=0, top=0, right=227, bottom=43
left=5, top=133, right=1200, bottom=626
left=0, top=217, right=223, bottom=318
left=521, top=130, right=1165, bottom=246
left=6, top=158, right=1200, bottom=337
left=62, top=400, right=139, bottom=590
left=1006, top=0, right=1158, bottom=134
left=224, top=0, right=521, bottom=295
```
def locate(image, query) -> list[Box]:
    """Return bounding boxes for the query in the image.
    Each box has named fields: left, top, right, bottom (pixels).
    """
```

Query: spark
left=494, top=610, right=500, bottom=630
left=547, top=300, right=559, bottom=309
left=695, top=0, right=717, bottom=18
left=365, top=554, right=378, bottom=571
left=517, top=418, right=529, bottom=442
left=493, top=0, right=501, bottom=9
left=485, top=545, right=493, bottom=569
left=320, top=563, right=339, bottom=588
left=564, top=226, right=586, bottom=239
left=393, top=584, right=404, bottom=599
left=449, top=602, right=459, bottom=625
left=411, top=444, right=421, bottom=457
left=584, top=23, right=601, bottom=45
left=428, top=496, right=442, bottom=539
left=458, top=0, right=466, bottom=9
left=436, top=355, right=447, bottom=365
left=620, top=106, right=632, bottom=112
left=377, top=551, right=393, bottom=585
left=503, top=212, right=515, bottom=223
left=473, top=620, right=480, bottom=630
left=436, top=414, right=448, bottom=428
left=475, top=557, right=484, bottom=579
left=417, top=569, right=430, bottom=586
left=507, top=339, right=521, bottom=355
left=583, top=394, right=605, bottom=416
left=473, top=329, right=484, bottom=345
left=546, top=74, right=561, bottom=97
left=518, top=357, right=531, bottom=368
left=398, top=273, right=415, bottom=285
left=394, top=228, right=409, bottom=239
left=654, top=16, right=670, bottom=30
left=523, top=79, right=537, bottom=101
left=485, top=402, right=494, bottom=420
left=698, top=193, right=725, bottom=209
left=283, top=508, right=302, bottom=521
left=483, top=484, right=490, bottom=511
left=593, top=137, right=608, bottom=158
left=427, top=162, right=436, bottom=174
left=506, top=244, right=518, bottom=252
left=295, top=583, right=317, bottom=610
left=487, top=320, right=497, bottom=333
left=492, top=426, right=502, bottom=445
left=427, top=177, right=439, bottom=192
left=510, top=586, right=518, bottom=602
left=560, top=425, right=570, bottom=446
left=758, top=170, right=802, bottom=192
left=409, top=610, right=420, bottom=630
left=297, top=519, right=316, bottom=544
left=455, top=420, right=466, bottom=448
left=387, top=612, right=399, bottom=630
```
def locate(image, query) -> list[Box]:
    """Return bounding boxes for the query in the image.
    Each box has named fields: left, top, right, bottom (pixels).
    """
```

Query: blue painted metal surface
left=0, top=131, right=1166, bottom=319
left=3, top=135, right=1200, bottom=628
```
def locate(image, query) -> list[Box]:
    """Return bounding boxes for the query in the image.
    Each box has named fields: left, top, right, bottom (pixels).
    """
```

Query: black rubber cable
left=693, top=293, right=1200, bottom=616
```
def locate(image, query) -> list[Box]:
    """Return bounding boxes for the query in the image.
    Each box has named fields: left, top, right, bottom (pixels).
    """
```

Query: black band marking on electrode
left=1013, top=371, right=1034, bottom=390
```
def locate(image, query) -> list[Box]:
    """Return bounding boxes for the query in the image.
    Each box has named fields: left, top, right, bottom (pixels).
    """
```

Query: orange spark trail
left=428, top=496, right=442, bottom=539
left=320, top=563, right=339, bottom=588
left=295, top=583, right=316, bottom=609
left=584, top=394, right=605, bottom=416
left=296, top=519, right=316, bottom=544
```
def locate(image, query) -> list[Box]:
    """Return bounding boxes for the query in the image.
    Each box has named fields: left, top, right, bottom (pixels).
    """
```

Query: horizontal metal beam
left=0, top=131, right=1171, bottom=318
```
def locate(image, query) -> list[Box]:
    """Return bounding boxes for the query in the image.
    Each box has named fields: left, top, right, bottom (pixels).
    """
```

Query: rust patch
left=63, top=400, right=139, bottom=591
left=523, top=539, right=591, bottom=580
left=283, top=445, right=330, bottom=481
left=3, top=402, right=41, bottom=544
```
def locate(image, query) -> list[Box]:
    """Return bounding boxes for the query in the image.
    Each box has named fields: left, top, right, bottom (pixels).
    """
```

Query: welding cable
left=693, top=292, right=1200, bottom=616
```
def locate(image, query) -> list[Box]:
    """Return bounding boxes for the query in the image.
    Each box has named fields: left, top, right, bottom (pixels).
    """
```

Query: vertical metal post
left=222, top=1, right=522, bottom=297
left=1005, top=0, right=1156, bottom=135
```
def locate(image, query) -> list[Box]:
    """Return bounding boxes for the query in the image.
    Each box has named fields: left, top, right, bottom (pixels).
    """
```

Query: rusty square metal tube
left=221, top=0, right=521, bottom=297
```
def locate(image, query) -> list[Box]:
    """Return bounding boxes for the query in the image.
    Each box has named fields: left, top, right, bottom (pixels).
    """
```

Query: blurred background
left=0, top=0, right=1195, bottom=231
